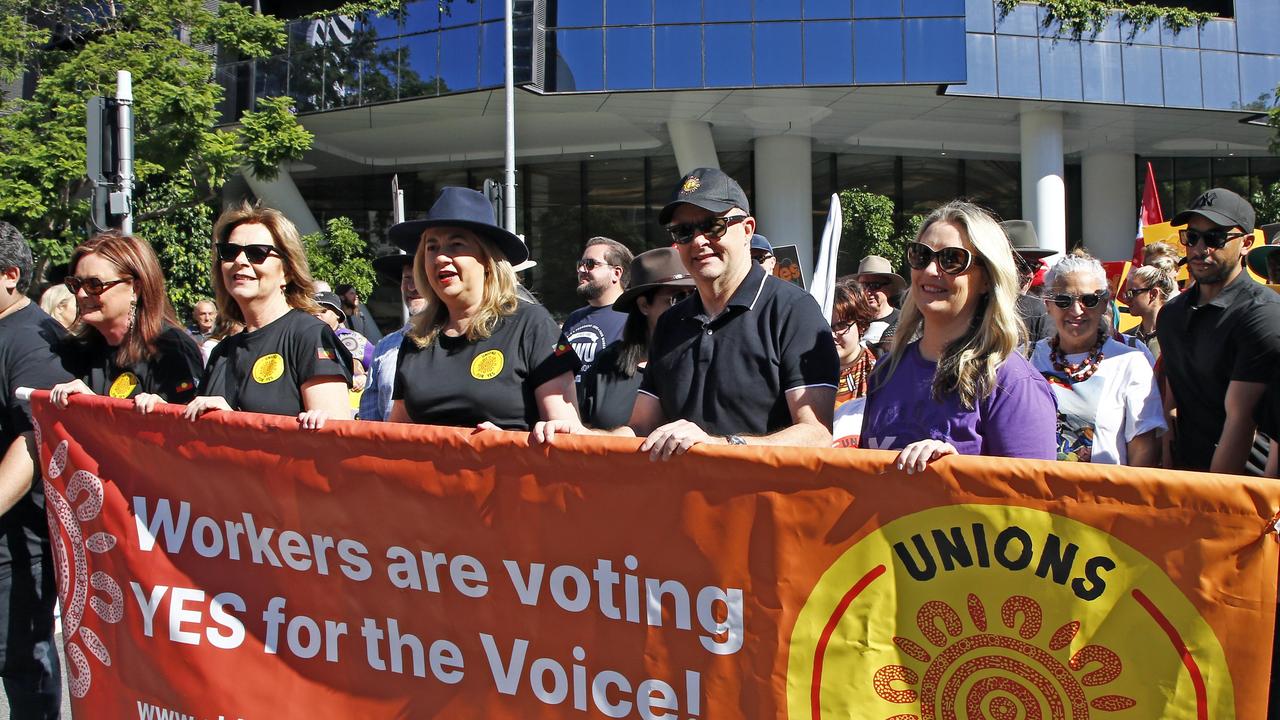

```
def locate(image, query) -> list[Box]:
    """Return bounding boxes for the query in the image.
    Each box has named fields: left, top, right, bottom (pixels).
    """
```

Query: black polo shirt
left=1156, top=270, right=1280, bottom=470
left=638, top=262, right=839, bottom=437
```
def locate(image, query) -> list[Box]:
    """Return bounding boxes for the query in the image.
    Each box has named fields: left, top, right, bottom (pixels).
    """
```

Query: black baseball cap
left=658, top=167, right=751, bottom=225
left=1172, top=188, right=1255, bottom=233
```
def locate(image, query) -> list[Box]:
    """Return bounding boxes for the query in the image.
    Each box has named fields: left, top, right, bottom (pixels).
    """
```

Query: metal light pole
left=115, top=70, right=135, bottom=234
left=502, top=0, right=516, bottom=233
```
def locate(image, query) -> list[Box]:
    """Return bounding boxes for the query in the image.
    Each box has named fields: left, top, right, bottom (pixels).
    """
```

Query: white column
left=754, top=134, right=814, bottom=285
left=242, top=165, right=321, bottom=236
left=666, top=120, right=720, bottom=177
left=1019, top=110, right=1066, bottom=255
left=1081, top=151, right=1136, bottom=261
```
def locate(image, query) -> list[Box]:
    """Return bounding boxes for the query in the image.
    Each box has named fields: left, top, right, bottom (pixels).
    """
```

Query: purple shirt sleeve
left=979, top=355, right=1059, bottom=460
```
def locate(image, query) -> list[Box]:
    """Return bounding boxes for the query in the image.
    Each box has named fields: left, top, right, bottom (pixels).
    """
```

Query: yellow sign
left=470, top=350, right=504, bottom=380
left=788, top=504, right=1232, bottom=719
left=108, top=372, right=139, bottom=399
left=252, top=353, right=286, bottom=384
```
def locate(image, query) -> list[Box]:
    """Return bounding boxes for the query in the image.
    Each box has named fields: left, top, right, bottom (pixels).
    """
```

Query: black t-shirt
left=577, top=342, right=644, bottom=430
left=201, top=309, right=353, bottom=417
left=393, top=300, right=580, bottom=430
left=1156, top=271, right=1280, bottom=470
left=638, top=263, right=840, bottom=436
left=1016, top=293, right=1051, bottom=345
left=562, top=304, right=628, bottom=378
left=60, top=324, right=203, bottom=403
left=0, top=302, right=72, bottom=566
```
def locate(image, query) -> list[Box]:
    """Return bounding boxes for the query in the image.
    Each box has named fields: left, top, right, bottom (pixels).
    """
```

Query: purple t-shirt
left=861, top=342, right=1057, bottom=460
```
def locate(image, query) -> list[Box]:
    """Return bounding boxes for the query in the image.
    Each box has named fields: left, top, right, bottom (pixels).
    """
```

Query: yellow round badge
left=470, top=350, right=504, bottom=380
left=108, top=372, right=140, bottom=399
left=252, top=353, right=286, bottom=384
left=787, top=504, right=1233, bottom=720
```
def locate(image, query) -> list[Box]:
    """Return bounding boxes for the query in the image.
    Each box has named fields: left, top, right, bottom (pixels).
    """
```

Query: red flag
left=1133, top=162, right=1164, bottom=264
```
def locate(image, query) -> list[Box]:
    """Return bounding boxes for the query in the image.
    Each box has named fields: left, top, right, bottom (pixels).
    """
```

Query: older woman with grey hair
left=1029, top=252, right=1165, bottom=465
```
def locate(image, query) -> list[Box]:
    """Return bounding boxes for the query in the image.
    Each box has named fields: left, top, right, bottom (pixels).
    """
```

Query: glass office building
left=217, top=0, right=1279, bottom=315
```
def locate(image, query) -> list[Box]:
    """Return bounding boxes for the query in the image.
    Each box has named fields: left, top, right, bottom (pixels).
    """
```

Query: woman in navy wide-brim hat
left=386, top=187, right=586, bottom=432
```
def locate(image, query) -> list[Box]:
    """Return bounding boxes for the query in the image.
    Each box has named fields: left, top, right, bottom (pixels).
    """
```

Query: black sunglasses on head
left=664, top=215, right=749, bottom=245
left=1049, top=289, right=1108, bottom=309
left=216, top=242, right=280, bottom=264
left=1178, top=227, right=1248, bottom=250
left=905, top=242, right=976, bottom=275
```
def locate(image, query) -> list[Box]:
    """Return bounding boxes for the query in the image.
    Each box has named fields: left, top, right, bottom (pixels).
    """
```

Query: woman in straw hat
left=386, top=187, right=584, bottom=431
left=861, top=200, right=1057, bottom=471
left=578, top=248, right=694, bottom=429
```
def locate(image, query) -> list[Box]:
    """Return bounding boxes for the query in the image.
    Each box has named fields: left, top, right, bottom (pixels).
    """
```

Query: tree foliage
left=0, top=0, right=313, bottom=306
left=1253, top=181, right=1280, bottom=228
left=303, top=216, right=376, bottom=299
left=837, top=188, right=927, bottom=274
left=996, top=0, right=1213, bottom=38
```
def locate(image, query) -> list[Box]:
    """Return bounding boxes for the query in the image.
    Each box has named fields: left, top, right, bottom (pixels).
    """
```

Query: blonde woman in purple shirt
left=861, top=201, right=1057, bottom=472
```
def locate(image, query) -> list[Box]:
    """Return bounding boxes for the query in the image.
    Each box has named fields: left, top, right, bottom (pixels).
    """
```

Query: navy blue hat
left=313, top=291, right=346, bottom=323
left=750, top=234, right=773, bottom=254
left=389, top=187, right=529, bottom=264
left=659, top=167, right=751, bottom=225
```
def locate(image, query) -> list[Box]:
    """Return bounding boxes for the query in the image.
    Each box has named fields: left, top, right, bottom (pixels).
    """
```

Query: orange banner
left=28, top=393, right=1280, bottom=719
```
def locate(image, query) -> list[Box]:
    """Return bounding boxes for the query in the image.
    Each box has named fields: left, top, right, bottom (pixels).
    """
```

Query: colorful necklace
left=1049, top=331, right=1106, bottom=384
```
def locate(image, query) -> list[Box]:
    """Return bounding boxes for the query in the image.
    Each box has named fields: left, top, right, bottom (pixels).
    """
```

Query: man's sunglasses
left=1178, top=227, right=1248, bottom=250
left=665, top=215, right=749, bottom=245
left=216, top=242, right=281, bottom=264
left=905, top=242, right=976, bottom=275
left=64, top=276, right=131, bottom=296
left=1049, top=290, right=1108, bottom=309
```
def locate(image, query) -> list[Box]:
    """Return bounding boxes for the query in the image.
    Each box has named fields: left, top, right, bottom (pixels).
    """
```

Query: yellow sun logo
left=681, top=176, right=701, bottom=194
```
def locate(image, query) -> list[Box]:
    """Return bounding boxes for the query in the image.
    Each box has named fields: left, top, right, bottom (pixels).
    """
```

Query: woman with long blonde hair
left=183, top=203, right=352, bottom=428
left=861, top=201, right=1057, bottom=471
left=387, top=187, right=583, bottom=431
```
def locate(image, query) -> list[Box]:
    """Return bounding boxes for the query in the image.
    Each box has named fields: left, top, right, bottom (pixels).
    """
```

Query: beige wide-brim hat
left=854, top=255, right=906, bottom=294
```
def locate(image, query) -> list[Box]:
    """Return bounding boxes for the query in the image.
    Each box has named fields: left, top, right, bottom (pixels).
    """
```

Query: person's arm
left=389, top=400, right=410, bottom=423
left=1161, top=376, right=1176, bottom=469
left=359, top=352, right=385, bottom=421
left=0, top=433, right=36, bottom=515
left=296, top=376, right=352, bottom=430
left=1266, top=439, right=1279, bottom=478
left=533, top=371, right=584, bottom=428
left=638, top=385, right=836, bottom=461
left=1126, top=430, right=1160, bottom=468
left=1209, top=380, right=1266, bottom=475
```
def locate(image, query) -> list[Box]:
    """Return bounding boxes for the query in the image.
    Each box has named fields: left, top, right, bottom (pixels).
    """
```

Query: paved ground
left=0, top=632, right=74, bottom=718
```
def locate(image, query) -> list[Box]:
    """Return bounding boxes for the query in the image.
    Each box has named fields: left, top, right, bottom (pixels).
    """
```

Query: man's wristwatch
left=726, top=434, right=747, bottom=446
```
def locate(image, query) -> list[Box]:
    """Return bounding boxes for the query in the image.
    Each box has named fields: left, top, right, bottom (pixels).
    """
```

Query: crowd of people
left=1, top=167, right=1280, bottom=714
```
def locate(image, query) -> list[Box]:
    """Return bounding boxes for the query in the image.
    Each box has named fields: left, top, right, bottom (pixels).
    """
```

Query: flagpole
left=502, top=0, right=516, bottom=233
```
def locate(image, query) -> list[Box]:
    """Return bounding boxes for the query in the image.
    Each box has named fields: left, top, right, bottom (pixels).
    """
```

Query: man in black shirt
left=562, top=237, right=633, bottom=377
left=1156, top=188, right=1280, bottom=474
left=0, top=222, right=67, bottom=717
left=537, top=168, right=839, bottom=459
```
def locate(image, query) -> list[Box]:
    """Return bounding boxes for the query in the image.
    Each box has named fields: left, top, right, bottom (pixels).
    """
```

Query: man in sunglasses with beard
left=1156, top=188, right=1280, bottom=474
left=535, top=167, right=839, bottom=459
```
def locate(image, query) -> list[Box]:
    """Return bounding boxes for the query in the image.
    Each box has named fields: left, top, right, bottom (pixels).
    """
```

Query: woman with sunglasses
left=183, top=204, right=353, bottom=428
left=831, top=277, right=879, bottom=448
left=49, top=231, right=203, bottom=411
left=861, top=201, right=1057, bottom=472
left=1029, top=253, right=1165, bottom=465
left=578, top=248, right=695, bottom=429
left=387, top=187, right=583, bottom=431
left=1122, top=265, right=1177, bottom=363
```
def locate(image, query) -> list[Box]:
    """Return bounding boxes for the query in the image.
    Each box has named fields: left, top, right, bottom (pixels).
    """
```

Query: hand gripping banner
left=27, top=393, right=1280, bottom=719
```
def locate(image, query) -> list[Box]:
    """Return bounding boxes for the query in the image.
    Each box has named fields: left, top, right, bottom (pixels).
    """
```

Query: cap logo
left=681, top=176, right=701, bottom=195
left=1195, top=193, right=1215, bottom=209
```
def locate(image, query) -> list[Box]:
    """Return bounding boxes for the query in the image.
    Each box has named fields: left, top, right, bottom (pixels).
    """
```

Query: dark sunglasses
left=1049, top=290, right=1108, bottom=309
left=905, top=242, right=976, bottom=275
left=1178, top=227, right=1247, bottom=250
left=1122, top=286, right=1152, bottom=301
left=576, top=259, right=616, bottom=272
left=861, top=280, right=889, bottom=292
left=665, top=215, right=749, bottom=245
left=64, top=276, right=131, bottom=296
left=216, top=242, right=281, bottom=264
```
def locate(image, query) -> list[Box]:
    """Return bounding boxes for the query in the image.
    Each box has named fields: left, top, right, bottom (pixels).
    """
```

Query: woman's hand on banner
left=49, top=379, right=94, bottom=407
left=133, top=393, right=164, bottom=415
left=297, top=410, right=332, bottom=430
left=895, top=439, right=958, bottom=474
left=182, top=395, right=232, bottom=421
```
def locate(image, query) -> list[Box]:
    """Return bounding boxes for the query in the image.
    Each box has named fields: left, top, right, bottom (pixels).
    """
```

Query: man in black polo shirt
left=1156, top=188, right=1280, bottom=474
left=535, top=168, right=839, bottom=459
left=0, top=222, right=67, bottom=717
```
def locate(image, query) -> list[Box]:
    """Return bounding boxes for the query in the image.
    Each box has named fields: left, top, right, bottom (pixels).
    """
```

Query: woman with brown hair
left=49, top=231, right=203, bottom=409
left=830, top=276, right=879, bottom=447
left=387, top=187, right=582, bottom=430
left=183, top=203, right=352, bottom=428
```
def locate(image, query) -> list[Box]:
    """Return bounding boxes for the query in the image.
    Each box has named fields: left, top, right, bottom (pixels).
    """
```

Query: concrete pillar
left=1081, top=151, right=1136, bottom=261
left=242, top=165, right=321, bottom=236
left=754, top=134, right=814, bottom=284
left=1019, top=110, right=1066, bottom=255
left=666, top=120, right=720, bottom=177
